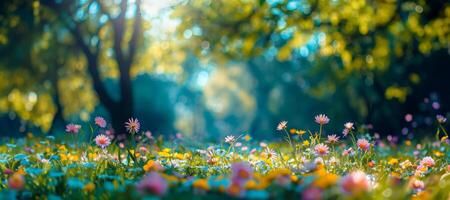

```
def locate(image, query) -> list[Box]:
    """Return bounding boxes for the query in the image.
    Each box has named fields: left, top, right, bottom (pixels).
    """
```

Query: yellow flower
left=174, top=153, right=184, bottom=160
left=84, top=183, right=95, bottom=192
left=158, top=151, right=171, bottom=158
left=312, top=170, right=339, bottom=188
left=192, top=179, right=209, bottom=191
left=388, top=158, right=399, bottom=165
left=405, top=140, right=412, bottom=146
left=433, top=151, right=444, bottom=157
left=291, top=175, right=298, bottom=183
left=303, top=140, right=310, bottom=146
left=58, top=145, right=67, bottom=152
left=244, top=134, right=252, bottom=141
left=143, top=160, right=163, bottom=172
left=296, top=130, right=306, bottom=135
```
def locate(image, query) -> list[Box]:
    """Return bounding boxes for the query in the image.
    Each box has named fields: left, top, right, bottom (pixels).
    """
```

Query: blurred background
left=0, top=0, right=449, bottom=140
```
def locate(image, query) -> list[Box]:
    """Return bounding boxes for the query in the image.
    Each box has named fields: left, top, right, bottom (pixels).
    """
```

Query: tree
left=174, top=0, right=450, bottom=134
left=40, top=0, right=143, bottom=135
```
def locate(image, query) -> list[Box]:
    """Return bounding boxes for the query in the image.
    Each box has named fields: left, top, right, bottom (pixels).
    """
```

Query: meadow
left=1, top=115, right=449, bottom=200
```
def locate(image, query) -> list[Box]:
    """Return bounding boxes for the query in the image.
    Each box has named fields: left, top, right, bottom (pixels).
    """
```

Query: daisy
left=327, top=134, right=340, bottom=143
left=357, top=139, right=370, bottom=151
left=65, top=124, right=81, bottom=134
left=265, top=147, right=278, bottom=160
left=94, top=134, right=111, bottom=148
left=314, top=143, right=329, bottom=156
left=125, top=118, right=140, bottom=134
left=225, top=135, right=236, bottom=143
left=277, top=121, right=288, bottom=130
left=315, top=114, right=330, bottom=125
left=344, top=122, right=354, bottom=130
left=94, top=117, right=107, bottom=128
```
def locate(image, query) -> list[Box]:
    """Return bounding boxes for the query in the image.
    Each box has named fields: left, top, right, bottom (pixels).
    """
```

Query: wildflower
left=94, top=134, right=111, bottom=148
left=297, top=129, right=306, bottom=135
left=231, top=162, right=253, bottom=185
left=315, top=114, right=330, bottom=125
left=420, top=156, right=435, bottom=167
left=314, top=143, right=329, bottom=156
left=143, top=160, right=164, bottom=172
left=193, top=179, right=210, bottom=191
left=277, top=121, right=288, bottom=130
left=302, top=187, right=322, bottom=200
left=94, top=117, right=107, bottom=128
left=415, top=165, right=428, bottom=176
left=8, top=173, right=25, bottom=190
left=225, top=135, right=236, bottom=143
left=327, top=134, right=340, bottom=143
left=136, top=172, right=167, bottom=196
left=388, top=158, right=399, bottom=165
left=368, top=160, right=375, bottom=168
left=265, top=147, right=278, bottom=160
left=303, top=140, right=310, bottom=146
left=410, top=179, right=425, bottom=191
left=357, top=139, right=370, bottom=151
left=125, top=118, right=140, bottom=134
left=259, top=142, right=267, bottom=148
left=343, top=122, right=354, bottom=136
left=400, top=160, right=413, bottom=169
left=244, top=134, right=252, bottom=141
left=84, top=183, right=95, bottom=192
left=3, top=168, right=13, bottom=175
left=344, top=122, right=354, bottom=130
left=436, top=114, right=447, bottom=124
left=65, top=124, right=81, bottom=134
left=340, top=171, right=371, bottom=195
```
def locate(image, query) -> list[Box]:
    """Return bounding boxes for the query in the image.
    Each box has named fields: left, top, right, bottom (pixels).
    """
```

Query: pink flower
left=420, top=156, right=435, bottom=167
left=94, top=134, right=111, bottom=148
left=3, top=168, right=13, bottom=175
left=340, top=171, right=370, bottom=195
left=8, top=173, right=25, bottom=190
left=136, top=172, right=167, bottom=196
left=277, top=121, right=288, bottom=130
left=65, top=124, right=81, bottom=134
left=314, top=143, right=329, bottom=156
left=302, top=187, right=323, bottom=200
left=125, top=118, right=140, bottom=134
left=231, top=162, right=253, bottom=186
left=342, top=148, right=353, bottom=156
left=344, top=122, right=354, bottom=130
left=94, top=117, right=107, bottom=128
left=410, top=179, right=425, bottom=191
left=327, top=134, right=340, bottom=143
left=315, top=114, right=330, bottom=125
left=357, top=139, right=370, bottom=151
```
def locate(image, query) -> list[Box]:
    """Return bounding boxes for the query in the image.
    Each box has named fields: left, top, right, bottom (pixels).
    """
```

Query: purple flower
left=136, top=172, right=167, bottom=196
